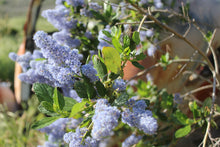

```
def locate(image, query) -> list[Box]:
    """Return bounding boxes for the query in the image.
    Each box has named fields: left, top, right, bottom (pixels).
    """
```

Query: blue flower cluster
left=122, top=134, right=143, bottom=147
left=9, top=50, right=43, bottom=72
left=91, top=99, right=121, bottom=140
left=80, top=2, right=102, bottom=17
left=42, top=4, right=77, bottom=31
left=63, top=127, right=98, bottom=147
left=38, top=118, right=79, bottom=146
left=113, top=79, right=126, bottom=92
left=81, top=64, right=99, bottom=83
left=122, top=99, right=158, bottom=135
left=147, top=44, right=157, bottom=56
left=52, top=30, right=81, bottom=49
left=15, top=31, right=81, bottom=88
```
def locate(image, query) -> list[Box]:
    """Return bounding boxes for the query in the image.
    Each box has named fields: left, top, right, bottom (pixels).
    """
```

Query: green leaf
left=189, top=101, right=200, bottom=118
left=202, top=98, right=212, bottom=108
left=175, top=125, right=191, bottom=138
left=123, top=35, right=130, bottom=48
left=102, top=47, right=121, bottom=74
left=161, top=91, right=173, bottom=109
left=172, top=110, right=189, bottom=125
left=132, top=31, right=140, bottom=45
left=109, top=72, right=120, bottom=80
left=32, top=116, right=60, bottom=129
left=74, top=81, right=88, bottom=98
left=93, top=55, right=107, bottom=81
left=111, top=26, right=118, bottom=38
left=95, top=81, right=106, bottom=97
left=112, top=37, right=123, bottom=53
left=69, top=100, right=89, bottom=117
left=63, top=97, right=78, bottom=112
left=35, top=58, right=46, bottom=61
left=90, top=10, right=107, bottom=23
left=132, top=61, right=145, bottom=70
left=160, top=52, right=169, bottom=64
left=84, top=80, right=96, bottom=99
left=113, top=92, right=129, bottom=106
left=102, top=30, right=112, bottom=38
left=135, top=53, right=146, bottom=60
left=53, top=87, right=65, bottom=111
left=38, top=101, right=54, bottom=114
left=33, top=83, right=54, bottom=104
left=80, top=112, right=94, bottom=128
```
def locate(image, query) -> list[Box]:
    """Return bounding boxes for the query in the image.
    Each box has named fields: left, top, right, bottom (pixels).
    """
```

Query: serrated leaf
left=74, top=81, right=88, bottom=98
left=53, top=87, right=65, bottom=111
left=175, top=125, right=191, bottom=138
left=112, top=37, right=123, bottom=53
left=38, top=101, right=54, bottom=114
left=113, top=92, right=129, bottom=106
left=132, top=61, right=145, bottom=70
left=69, top=100, right=89, bottom=117
left=63, top=97, right=78, bottom=112
left=33, top=83, right=54, bottom=104
left=95, top=81, right=106, bottom=97
left=102, top=47, right=121, bottom=74
left=132, top=31, right=140, bottom=44
left=32, top=116, right=60, bottom=129
left=93, top=55, right=107, bottom=81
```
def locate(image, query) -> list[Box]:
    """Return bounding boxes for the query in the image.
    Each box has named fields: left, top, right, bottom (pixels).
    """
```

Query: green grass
left=0, top=95, right=45, bottom=147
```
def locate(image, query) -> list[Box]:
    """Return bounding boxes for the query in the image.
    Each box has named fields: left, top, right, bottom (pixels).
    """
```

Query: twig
left=137, top=15, right=147, bottom=32
left=127, top=2, right=219, bottom=84
left=155, top=33, right=174, bottom=46
left=181, top=84, right=213, bottom=98
left=115, top=21, right=155, bottom=26
left=208, top=29, right=219, bottom=74
left=202, top=72, right=216, bottom=147
left=128, top=59, right=207, bottom=82
left=183, top=71, right=213, bottom=85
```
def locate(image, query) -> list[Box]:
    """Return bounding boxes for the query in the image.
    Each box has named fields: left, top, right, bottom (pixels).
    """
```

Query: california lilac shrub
left=10, top=0, right=218, bottom=146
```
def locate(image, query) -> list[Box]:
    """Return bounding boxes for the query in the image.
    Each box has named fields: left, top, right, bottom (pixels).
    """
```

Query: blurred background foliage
left=0, top=0, right=56, bottom=146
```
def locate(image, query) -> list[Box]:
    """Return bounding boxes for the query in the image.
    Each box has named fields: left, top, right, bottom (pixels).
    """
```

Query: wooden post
left=14, top=0, right=43, bottom=104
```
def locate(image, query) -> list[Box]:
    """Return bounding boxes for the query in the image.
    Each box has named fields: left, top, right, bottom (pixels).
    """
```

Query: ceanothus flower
left=33, top=31, right=81, bottom=73
left=89, top=2, right=102, bottom=11
left=147, top=44, right=157, bottom=56
left=53, top=30, right=81, bottom=48
left=9, top=51, right=32, bottom=72
left=81, top=64, right=99, bottom=83
left=122, top=99, right=158, bottom=135
left=39, top=118, right=70, bottom=143
left=122, top=134, right=143, bottom=147
left=63, top=127, right=98, bottom=147
left=91, top=99, right=121, bottom=140
left=42, top=5, right=78, bottom=31
left=113, top=79, right=126, bottom=92
left=146, top=29, right=154, bottom=37
left=66, top=0, right=85, bottom=7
